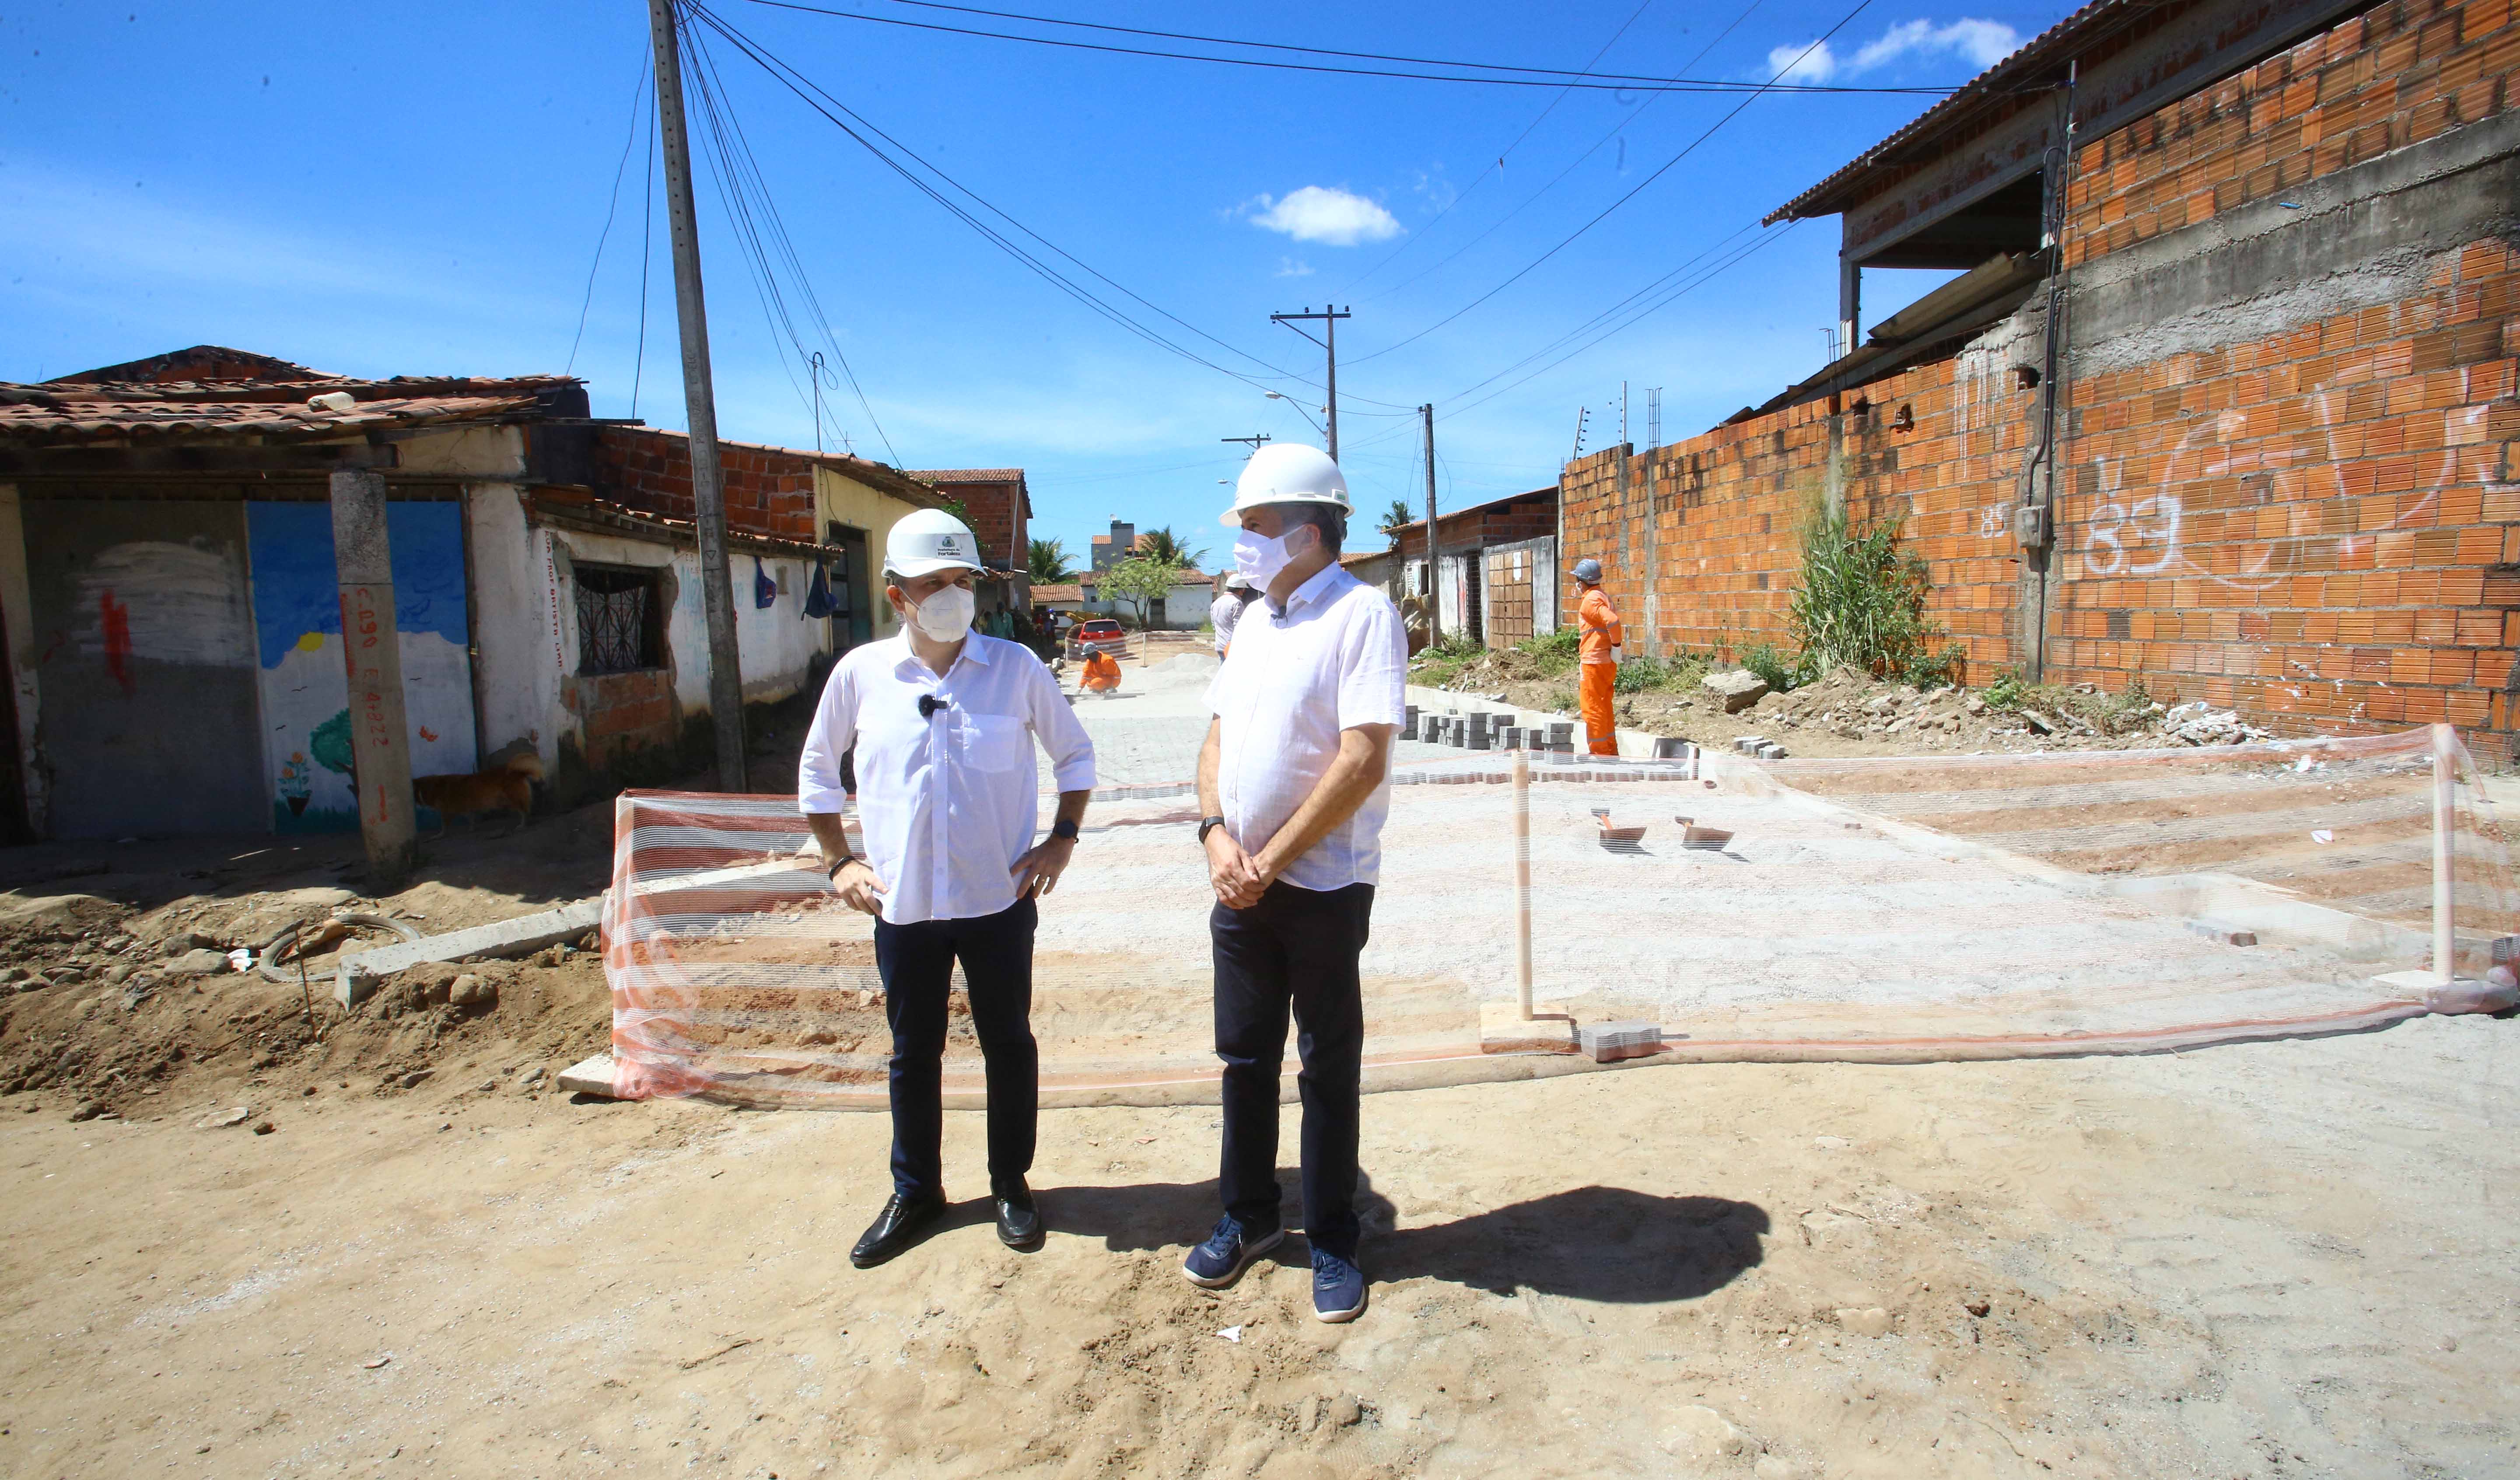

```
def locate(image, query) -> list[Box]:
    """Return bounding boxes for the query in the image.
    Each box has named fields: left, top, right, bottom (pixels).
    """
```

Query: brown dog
left=414, top=752, right=545, bottom=834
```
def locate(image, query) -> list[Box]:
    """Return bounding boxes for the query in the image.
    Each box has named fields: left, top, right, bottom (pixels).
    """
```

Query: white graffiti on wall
left=1974, top=392, right=2508, bottom=595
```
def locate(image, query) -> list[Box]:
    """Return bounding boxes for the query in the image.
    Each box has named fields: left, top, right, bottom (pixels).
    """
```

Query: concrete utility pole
left=648, top=0, right=747, bottom=791
left=330, top=468, right=417, bottom=888
left=1270, top=307, right=1350, bottom=460
left=1421, top=403, right=1440, bottom=647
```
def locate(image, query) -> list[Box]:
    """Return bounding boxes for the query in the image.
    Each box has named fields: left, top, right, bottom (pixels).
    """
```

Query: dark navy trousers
left=873, top=896, right=1038, bottom=1201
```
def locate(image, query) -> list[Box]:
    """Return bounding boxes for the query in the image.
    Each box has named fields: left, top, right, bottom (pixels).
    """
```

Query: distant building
left=1088, top=518, right=1136, bottom=574
left=904, top=467, right=1031, bottom=618
left=1382, top=488, right=1558, bottom=649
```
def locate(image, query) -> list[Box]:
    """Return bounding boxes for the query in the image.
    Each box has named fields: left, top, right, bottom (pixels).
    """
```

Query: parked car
left=1068, top=618, right=1127, bottom=659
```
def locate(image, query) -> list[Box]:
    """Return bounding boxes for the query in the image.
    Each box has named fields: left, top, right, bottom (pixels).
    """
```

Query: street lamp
left=1264, top=391, right=1327, bottom=441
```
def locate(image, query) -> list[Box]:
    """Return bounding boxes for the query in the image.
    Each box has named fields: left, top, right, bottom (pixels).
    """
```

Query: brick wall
left=2068, top=0, right=2519, bottom=269
left=1560, top=354, right=2039, bottom=682
left=937, top=478, right=1027, bottom=570
left=568, top=668, right=679, bottom=771
left=1561, top=0, right=2520, bottom=752
left=592, top=427, right=817, bottom=541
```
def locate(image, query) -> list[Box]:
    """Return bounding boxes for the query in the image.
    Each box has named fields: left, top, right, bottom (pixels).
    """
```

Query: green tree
left=1380, top=498, right=1414, bottom=533
left=1099, top=554, right=1183, bottom=628
left=1026, top=537, right=1073, bottom=584
left=1135, top=526, right=1205, bottom=569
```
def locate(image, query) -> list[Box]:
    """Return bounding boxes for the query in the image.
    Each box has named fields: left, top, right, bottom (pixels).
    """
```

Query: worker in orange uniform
left=1082, top=647, right=1124, bottom=697
left=1572, top=557, right=1622, bottom=756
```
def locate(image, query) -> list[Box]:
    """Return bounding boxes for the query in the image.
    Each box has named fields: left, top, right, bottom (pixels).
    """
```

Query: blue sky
left=2, top=1, right=2069, bottom=567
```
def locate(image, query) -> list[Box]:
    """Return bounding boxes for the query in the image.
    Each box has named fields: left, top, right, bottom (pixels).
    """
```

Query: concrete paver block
left=556, top=1053, right=620, bottom=1098
left=1576, top=1020, right=1662, bottom=1063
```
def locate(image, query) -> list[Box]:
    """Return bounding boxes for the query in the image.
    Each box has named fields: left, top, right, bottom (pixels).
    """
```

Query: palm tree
left=1135, top=525, right=1206, bottom=569
left=1027, top=537, right=1073, bottom=584
left=1380, top=499, right=1414, bottom=533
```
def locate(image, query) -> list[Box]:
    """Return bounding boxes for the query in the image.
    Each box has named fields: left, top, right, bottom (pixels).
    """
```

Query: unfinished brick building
left=1562, top=0, right=2519, bottom=752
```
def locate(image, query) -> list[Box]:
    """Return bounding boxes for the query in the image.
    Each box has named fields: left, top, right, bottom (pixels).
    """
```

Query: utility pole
left=1270, top=307, right=1350, bottom=460
left=1220, top=433, right=1271, bottom=450
left=1421, top=403, right=1440, bottom=648
left=648, top=0, right=747, bottom=791
left=330, top=468, right=417, bottom=890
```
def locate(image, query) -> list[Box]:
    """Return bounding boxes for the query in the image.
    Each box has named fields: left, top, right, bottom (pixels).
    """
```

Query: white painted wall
left=465, top=485, right=565, bottom=772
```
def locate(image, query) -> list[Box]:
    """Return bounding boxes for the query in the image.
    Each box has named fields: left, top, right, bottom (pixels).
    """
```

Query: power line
left=567, top=54, right=653, bottom=375
left=1337, top=0, right=1662, bottom=298
left=1359, top=0, right=1770, bottom=307
left=630, top=86, right=659, bottom=419
left=690, top=2, right=1323, bottom=403
left=1349, top=0, right=1877, bottom=367
left=684, top=20, right=902, bottom=461
left=735, top=0, right=1952, bottom=94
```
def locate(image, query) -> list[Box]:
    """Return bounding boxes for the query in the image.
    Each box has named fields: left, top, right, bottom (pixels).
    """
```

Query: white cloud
left=1274, top=257, right=1314, bottom=278
left=1241, top=186, right=1402, bottom=248
left=1764, top=17, right=2020, bottom=84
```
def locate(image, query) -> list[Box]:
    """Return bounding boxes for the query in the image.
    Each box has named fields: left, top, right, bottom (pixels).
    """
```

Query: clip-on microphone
left=917, top=695, right=949, bottom=719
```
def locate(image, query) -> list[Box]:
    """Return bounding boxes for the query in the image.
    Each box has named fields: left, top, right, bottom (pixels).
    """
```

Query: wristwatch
left=826, top=853, right=855, bottom=880
left=1197, top=815, right=1228, bottom=845
left=1051, top=817, right=1080, bottom=841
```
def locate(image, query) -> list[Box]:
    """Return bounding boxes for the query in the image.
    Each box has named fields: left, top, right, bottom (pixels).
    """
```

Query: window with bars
left=575, top=564, right=664, bottom=674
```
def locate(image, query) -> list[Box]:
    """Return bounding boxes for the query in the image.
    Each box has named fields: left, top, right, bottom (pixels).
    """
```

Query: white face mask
left=1233, top=526, right=1307, bottom=588
left=909, top=583, right=975, bottom=642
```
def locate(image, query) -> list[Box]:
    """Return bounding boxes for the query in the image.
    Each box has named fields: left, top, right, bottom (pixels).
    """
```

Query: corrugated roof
left=1766, top=0, right=2131, bottom=224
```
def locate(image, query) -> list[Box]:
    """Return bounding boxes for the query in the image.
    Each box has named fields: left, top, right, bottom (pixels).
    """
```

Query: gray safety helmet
left=1571, top=557, right=1603, bottom=583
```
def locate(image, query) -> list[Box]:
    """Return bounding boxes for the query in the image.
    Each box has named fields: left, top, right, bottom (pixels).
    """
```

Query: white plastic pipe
left=2432, top=723, right=2456, bottom=983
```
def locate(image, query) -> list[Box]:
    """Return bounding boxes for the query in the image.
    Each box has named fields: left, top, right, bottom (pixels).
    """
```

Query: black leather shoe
left=994, top=1183, right=1044, bottom=1250
left=850, top=1191, right=945, bottom=1268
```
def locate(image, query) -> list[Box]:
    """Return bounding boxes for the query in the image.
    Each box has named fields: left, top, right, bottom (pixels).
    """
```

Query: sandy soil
left=4, top=1011, right=2513, bottom=1478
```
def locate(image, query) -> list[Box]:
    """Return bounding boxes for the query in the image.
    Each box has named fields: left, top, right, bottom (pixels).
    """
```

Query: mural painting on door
left=244, top=502, right=477, bottom=833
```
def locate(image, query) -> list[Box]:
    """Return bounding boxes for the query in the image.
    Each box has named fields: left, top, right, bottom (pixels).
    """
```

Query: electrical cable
left=690, top=2, right=1324, bottom=402
left=685, top=19, right=902, bottom=461
left=1360, top=0, right=1769, bottom=307
left=567, top=55, right=653, bottom=375
left=630, top=86, right=659, bottom=419
left=1332, top=0, right=1659, bottom=296
left=734, top=0, right=1952, bottom=94
left=1345, top=0, right=1876, bottom=367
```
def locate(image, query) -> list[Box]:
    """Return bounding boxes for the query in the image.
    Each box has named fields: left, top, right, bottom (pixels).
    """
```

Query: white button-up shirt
left=798, top=632, right=1096, bottom=925
left=1205, top=562, right=1407, bottom=892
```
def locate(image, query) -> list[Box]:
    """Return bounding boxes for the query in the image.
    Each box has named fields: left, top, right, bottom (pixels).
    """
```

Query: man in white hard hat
left=1209, top=572, right=1257, bottom=658
left=798, top=508, right=1098, bottom=1269
left=1183, top=443, right=1406, bottom=1324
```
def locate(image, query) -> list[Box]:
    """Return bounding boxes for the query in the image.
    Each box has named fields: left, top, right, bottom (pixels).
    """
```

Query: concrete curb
left=336, top=896, right=605, bottom=1007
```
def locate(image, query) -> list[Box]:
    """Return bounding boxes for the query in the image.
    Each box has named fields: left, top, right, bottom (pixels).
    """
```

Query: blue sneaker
left=1312, top=1248, right=1367, bottom=1323
left=1182, top=1214, right=1281, bottom=1288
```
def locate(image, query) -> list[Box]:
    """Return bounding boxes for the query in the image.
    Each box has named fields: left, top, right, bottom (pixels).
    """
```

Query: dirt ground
left=3, top=1009, right=2512, bottom=1479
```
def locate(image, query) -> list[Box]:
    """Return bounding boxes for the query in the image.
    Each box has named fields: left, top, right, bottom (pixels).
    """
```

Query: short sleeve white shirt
left=1205, top=563, right=1407, bottom=891
left=798, top=633, right=1097, bottom=925
left=1210, top=592, right=1245, bottom=654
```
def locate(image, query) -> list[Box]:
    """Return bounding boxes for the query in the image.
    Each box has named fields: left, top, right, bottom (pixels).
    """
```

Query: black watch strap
left=1051, top=817, right=1080, bottom=841
left=1197, top=815, right=1228, bottom=845
left=826, top=854, right=855, bottom=880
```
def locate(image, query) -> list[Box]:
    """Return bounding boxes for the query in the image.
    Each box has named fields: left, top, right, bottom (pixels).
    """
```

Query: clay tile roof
left=0, top=374, right=582, bottom=446
left=1031, top=583, right=1084, bottom=603
left=905, top=468, right=1026, bottom=483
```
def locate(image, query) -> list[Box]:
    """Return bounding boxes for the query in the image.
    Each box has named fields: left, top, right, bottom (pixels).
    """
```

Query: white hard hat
left=1218, top=442, right=1352, bottom=527
left=1223, top=572, right=1251, bottom=590
left=885, top=508, right=984, bottom=578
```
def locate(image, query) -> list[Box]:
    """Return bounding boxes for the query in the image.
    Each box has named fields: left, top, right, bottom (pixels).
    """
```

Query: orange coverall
left=1577, top=585, right=1623, bottom=755
left=1082, top=650, right=1123, bottom=692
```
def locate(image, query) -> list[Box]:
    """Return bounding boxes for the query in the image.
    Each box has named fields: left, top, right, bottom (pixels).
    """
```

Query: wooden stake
left=2432, top=722, right=2456, bottom=983
left=1514, top=749, right=1533, bottom=1020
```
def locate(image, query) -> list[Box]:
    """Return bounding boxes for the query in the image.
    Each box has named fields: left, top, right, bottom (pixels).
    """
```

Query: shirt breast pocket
left=958, top=713, right=1032, bottom=773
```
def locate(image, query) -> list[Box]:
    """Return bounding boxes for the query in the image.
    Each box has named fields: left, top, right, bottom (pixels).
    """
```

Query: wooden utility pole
left=1270, top=307, right=1350, bottom=460
left=330, top=468, right=417, bottom=887
left=648, top=0, right=747, bottom=790
left=1421, top=403, right=1439, bottom=647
